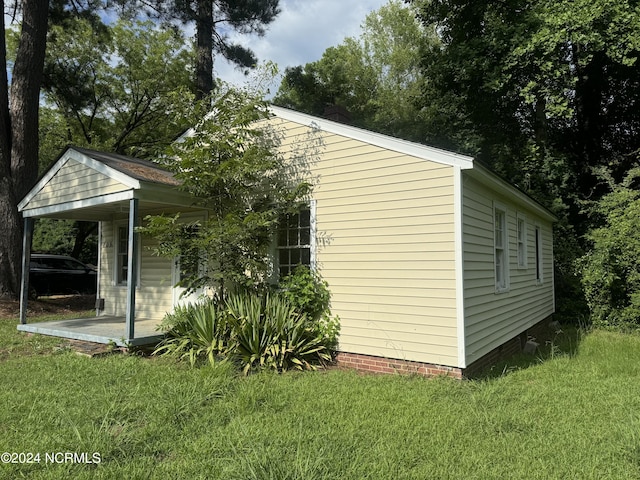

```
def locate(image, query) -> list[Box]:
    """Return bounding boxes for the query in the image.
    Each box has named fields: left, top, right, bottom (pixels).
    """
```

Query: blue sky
left=214, top=0, right=389, bottom=93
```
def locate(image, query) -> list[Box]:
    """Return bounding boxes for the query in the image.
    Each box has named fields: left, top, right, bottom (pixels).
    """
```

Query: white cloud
left=215, top=0, right=389, bottom=93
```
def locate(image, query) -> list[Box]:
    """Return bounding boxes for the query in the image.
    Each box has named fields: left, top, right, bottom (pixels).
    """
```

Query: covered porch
left=16, top=146, right=200, bottom=346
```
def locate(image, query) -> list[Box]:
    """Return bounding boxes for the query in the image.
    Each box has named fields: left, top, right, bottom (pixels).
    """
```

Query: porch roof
left=18, top=146, right=198, bottom=221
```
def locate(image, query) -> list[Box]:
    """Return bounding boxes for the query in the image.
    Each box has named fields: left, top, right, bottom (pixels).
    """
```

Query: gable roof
left=269, top=106, right=475, bottom=170
left=269, top=105, right=556, bottom=222
left=18, top=146, right=191, bottom=219
left=58, top=146, right=180, bottom=187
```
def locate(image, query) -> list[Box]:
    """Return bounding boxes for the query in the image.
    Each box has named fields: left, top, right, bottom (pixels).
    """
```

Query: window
left=277, top=206, right=313, bottom=277
left=517, top=214, right=527, bottom=269
left=494, top=204, right=509, bottom=291
left=116, top=226, right=129, bottom=285
left=535, top=225, right=543, bottom=284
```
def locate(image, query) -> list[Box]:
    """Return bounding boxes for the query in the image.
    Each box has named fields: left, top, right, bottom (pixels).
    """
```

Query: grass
left=1, top=313, right=640, bottom=479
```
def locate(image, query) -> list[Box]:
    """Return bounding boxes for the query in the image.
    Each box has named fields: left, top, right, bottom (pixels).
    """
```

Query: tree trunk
left=71, top=221, right=98, bottom=260
left=0, top=0, right=49, bottom=298
left=195, top=0, right=214, bottom=100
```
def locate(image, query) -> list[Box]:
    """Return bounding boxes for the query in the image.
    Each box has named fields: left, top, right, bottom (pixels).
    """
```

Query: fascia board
left=21, top=190, right=134, bottom=218
left=467, top=164, right=558, bottom=223
left=18, top=148, right=141, bottom=211
left=269, top=105, right=475, bottom=170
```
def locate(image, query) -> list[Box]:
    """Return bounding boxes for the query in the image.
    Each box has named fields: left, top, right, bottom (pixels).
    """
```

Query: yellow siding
left=462, top=175, right=554, bottom=366
left=274, top=118, right=459, bottom=366
left=99, top=220, right=175, bottom=320
left=27, top=159, right=129, bottom=209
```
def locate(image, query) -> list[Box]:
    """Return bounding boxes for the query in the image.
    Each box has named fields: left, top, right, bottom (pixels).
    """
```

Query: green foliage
left=154, top=291, right=334, bottom=374
left=274, top=0, right=435, bottom=142
left=579, top=171, right=640, bottom=330
left=139, top=86, right=314, bottom=295
left=277, top=266, right=340, bottom=352
left=41, top=18, right=195, bottom=161
left=227, top=292, right=331, bottom=375
left=31, top=219, right=98, bottom=265
left=278, top=266, right=330, bottom=322
left=155, top=299, right=230, bottom=366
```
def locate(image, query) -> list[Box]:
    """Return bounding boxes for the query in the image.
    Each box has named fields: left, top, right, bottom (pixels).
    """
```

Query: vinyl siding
left=273, top=118, right=459, bottom=366
left=99, top=219, right=174, bottom=320
left=27, top=159, right=129, bottom=209
left=462, top=175, right=554, bottom=365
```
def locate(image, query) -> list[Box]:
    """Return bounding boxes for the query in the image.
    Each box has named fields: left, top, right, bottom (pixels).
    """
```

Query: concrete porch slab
left=17, top=316, right=164, bottom=347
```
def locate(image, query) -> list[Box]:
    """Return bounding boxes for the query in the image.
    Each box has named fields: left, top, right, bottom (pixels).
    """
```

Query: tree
left=0, top=0, right=49, bottom=298
left=138, top=87, right=313, bottom=295
left=30, top=19, right=197, bottom=265
left=413, top=0, right=640, bottom=322
left=274, top=0, right=434, bottom=142
left=147, top=0, right=280, bottom=99
left=580, top=169, right=640, bottom=329
left=40, top=18, right=195, bottom=161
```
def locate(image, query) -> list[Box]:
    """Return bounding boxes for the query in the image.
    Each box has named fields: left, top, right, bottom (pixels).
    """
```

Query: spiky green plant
left=154, top=299, right=229, bottom=366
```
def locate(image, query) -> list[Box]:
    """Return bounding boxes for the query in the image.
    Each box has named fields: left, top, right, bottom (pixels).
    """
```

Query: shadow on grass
left=472, top=322, right=586, bottom=380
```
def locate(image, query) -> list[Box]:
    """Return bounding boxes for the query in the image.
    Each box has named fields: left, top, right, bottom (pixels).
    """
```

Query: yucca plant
left=226, top=292, right=331, bottom=374
left=154, top=299, right=230, bottom=366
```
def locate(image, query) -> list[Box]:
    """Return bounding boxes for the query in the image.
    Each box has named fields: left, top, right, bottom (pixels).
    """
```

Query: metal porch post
left=19, top=217, right=34, bottom=325
left=125, top=198, right=139, bottom=342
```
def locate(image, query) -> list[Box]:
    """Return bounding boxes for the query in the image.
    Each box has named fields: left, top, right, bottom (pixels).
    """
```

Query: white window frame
left=516, top=212, right=528, bottom=269
left=494, top=202, right=509, bottom=292
left=275, top=200, right=316, bottom=278
left=114, top=221, right=140, bottom=287
left=535, top=224, right=544, bottom=285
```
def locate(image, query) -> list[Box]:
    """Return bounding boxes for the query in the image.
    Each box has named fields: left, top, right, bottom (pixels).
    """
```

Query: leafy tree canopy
left=139, top=86, right=315, bottom=295
left=274, top=0, right=435, bottom=142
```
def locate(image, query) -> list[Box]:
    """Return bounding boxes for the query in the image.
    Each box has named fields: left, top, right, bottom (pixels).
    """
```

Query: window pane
left=300, top=248, right=311, bottom=265
left=300, top=209, right=310, bottom=227
left=287, top=214, right=299, bottom=230
left=279, top=249, right=289, bottom=265
left=300, top=227, right=310, bottom=246
left=288, top=229, right=298, bottom=246
left=290, top=248, right=300, bottom=265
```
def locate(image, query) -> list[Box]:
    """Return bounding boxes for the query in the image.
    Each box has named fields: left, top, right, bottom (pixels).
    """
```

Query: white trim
left=21, top=190, right=134, bottom=217
left=269, top=106, right=475, bottom=170
left=493, top=201, right=509, bottom=293
left=453, top=167, right=466, bottom=368
left=310, top=199, right=317, bottom=271
left=113, top=220, right=141, bottom=288
left=18, top=148, right=140, bottom=211
left=468, top=164, right=557, bottom=223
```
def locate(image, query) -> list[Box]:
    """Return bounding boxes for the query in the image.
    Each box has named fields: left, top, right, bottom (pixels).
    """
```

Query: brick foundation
left=335, top=316, right=554, bottom=379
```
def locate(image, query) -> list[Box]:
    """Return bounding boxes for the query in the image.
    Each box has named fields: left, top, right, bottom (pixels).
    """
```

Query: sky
left=214, top=0, right=390, bottom=94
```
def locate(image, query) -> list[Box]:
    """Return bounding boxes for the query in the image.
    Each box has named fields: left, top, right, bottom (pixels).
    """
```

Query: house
left=17, top=106, right=556, bottom=376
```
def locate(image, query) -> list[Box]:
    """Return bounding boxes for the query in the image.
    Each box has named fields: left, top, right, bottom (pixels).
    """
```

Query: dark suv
left=29, top=254, right=97, bottom=297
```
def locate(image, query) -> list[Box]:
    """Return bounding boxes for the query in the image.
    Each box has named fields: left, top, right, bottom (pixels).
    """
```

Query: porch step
left=62, top=339, right=125, bottom=357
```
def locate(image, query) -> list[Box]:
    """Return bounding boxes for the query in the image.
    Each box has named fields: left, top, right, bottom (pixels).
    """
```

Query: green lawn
left=1, top=314, right=639, bottom=479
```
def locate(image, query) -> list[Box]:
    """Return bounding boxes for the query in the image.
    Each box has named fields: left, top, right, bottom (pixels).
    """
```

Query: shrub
left=227, top=292, right=330, bottom=374
left=154, top=290, right=334, bottom=373
left=579, top=173, right=640, bottom=330
left=277, top=266, right=340, bottom=352
left=154, top=299, right=230, bottom=366
left=278, top=265, right=330, bottom=322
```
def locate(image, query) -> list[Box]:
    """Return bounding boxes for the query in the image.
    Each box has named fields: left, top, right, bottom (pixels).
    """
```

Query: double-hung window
left=494, top=203, right=509, bottom=292
left=276, top=203, right=314, bottom=277
left=116, top=225, right=129, bottom=285
left=517, top=213, right=527, bottom=269
left=535, top=225, right=544, bottom=284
